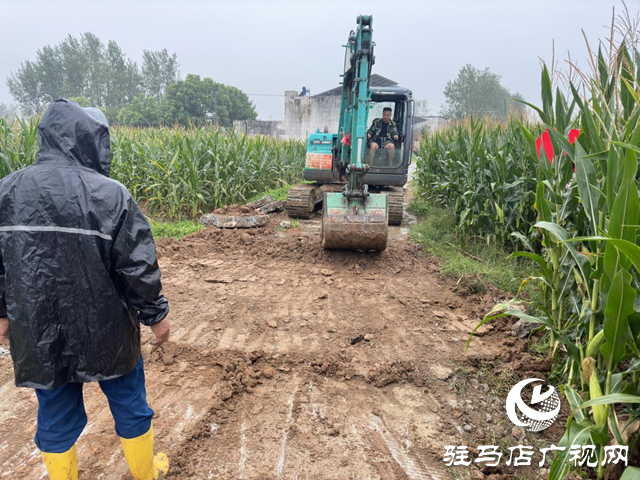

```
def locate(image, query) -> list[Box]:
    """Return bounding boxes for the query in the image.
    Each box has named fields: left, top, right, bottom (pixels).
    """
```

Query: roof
left=314, top=74, right=398, bottom=97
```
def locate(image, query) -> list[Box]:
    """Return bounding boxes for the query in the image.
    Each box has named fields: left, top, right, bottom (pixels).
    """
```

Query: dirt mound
left=211, top=204, right=258, bottom=216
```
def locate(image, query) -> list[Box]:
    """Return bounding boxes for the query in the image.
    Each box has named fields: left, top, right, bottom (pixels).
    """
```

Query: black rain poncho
left=0, top=99, right=169, bottom=389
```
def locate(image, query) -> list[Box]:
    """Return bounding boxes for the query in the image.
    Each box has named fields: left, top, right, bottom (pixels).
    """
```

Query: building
left=234, top=75, right=447, bottom=140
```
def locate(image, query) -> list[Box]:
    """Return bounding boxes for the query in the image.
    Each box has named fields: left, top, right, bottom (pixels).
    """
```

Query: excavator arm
left=337, top=16, right=373, bottom=189
left=321, top=15, right=389, bottom=251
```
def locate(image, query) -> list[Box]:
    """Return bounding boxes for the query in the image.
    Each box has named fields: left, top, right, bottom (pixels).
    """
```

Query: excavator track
left=286, top=184, right=319, bottom=219
left=387, top=188, right=404, bottom=226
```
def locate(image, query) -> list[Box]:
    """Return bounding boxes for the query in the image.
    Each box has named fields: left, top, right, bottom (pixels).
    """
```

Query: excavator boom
left=320, top=15, right=389, bottom=251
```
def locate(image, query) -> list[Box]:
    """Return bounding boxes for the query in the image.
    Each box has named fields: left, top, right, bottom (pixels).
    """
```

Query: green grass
left=149, top=219, right=204, bottom=239
left=149, top=182, right=305, bottom=239
left=247, top=184, right=293, bottom=203
left=247, top=180, right=315, bottom=204
left=149, top=183, right=301, bottom=239
left=408, top=198, right=537, bottom=295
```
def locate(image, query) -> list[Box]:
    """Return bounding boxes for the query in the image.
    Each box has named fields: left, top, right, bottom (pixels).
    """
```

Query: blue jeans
left=34, top=355, right=154, bottom=453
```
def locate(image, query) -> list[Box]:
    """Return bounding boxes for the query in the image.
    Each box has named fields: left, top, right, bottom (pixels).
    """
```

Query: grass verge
left=148, top=182, right=301, bottom=239
left=408, top=198, right=537, bottom=296
left=149, top=219, right=204, bottom=239
left=247, top=184, right=293, bottom=203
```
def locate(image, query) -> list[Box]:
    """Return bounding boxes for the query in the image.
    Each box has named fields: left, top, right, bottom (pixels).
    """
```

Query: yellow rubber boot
left=41, top=445, right=78, bottom=480
left=120, top=424, right=169, bottom=480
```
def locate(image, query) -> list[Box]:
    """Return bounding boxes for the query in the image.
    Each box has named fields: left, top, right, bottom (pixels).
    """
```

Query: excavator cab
left=363, top=88, right=414, bottom=186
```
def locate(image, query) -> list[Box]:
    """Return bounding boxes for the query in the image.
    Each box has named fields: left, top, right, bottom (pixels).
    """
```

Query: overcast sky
left=0, top=0, right=634, bottom=119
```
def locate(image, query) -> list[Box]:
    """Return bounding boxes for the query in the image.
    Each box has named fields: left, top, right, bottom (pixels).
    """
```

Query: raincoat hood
left=35, top=98, right=111, bottom=177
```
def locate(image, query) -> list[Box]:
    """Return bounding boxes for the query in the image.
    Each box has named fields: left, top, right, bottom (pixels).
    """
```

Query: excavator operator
left=367, top=107, right=399, bottom=150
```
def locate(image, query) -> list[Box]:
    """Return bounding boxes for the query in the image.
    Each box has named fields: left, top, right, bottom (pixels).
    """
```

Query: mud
left=212, top=204, right=261, bottom=216
left=0, top=200, right=564, bottom=479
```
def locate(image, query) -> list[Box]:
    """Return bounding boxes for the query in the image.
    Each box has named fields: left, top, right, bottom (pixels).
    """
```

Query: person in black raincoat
left=0, top=99, right=171, bottom=480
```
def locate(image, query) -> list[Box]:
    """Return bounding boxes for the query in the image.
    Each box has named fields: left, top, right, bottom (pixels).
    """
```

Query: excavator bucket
left=321, top=192, right=388, bottom=251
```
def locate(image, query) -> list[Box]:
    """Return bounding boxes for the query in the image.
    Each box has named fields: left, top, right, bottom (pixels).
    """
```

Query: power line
left=417, top=99, right=444, bottom=108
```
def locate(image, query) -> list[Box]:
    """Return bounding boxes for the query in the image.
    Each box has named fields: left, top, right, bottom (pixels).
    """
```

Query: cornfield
left=0, top=121, right=306, bottom=219
left=415, top=117, right=541, bottom=248
left=417, top=18, right=640, bottom=480
left=0, top=117, right=40, bottom=177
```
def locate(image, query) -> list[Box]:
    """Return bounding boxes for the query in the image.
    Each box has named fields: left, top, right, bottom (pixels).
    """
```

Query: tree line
left=6, top=33, right=524, bottom=125
left=6, top=33, right=257, bottom=127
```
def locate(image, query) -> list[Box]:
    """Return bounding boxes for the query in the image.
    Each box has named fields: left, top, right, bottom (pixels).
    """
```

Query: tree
left=161, top=74, right=257, bottom=126
left=7, top=34, right=260, bottom=126
left=103, top=40, right=142, bottom=108
left=59, top=35, right=88, bottom=99
left=67, top=97, right=92, bottom=107
left=117, top=96, right=162, bottom=126
left=161, top=74, right=210, bottom=124
left=6, top=33, right=168, bottom=115
left=7, top=61, right=46, bottom=116
left=142, top=49, right=179, bottom=98
left=224, top=85, right=258, bottom=124
left=441, top=64, right=523, bottom=120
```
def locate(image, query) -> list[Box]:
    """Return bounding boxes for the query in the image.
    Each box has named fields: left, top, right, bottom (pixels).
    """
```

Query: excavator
left=285, top=15, right=414, bottom=251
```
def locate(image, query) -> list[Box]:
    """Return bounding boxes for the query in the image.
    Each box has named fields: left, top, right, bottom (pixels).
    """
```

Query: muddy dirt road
left=0, top=191, right=560, bottom=480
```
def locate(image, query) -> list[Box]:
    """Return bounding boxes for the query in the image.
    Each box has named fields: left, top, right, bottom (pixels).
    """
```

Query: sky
left=0, top=0, right=635, bottom=119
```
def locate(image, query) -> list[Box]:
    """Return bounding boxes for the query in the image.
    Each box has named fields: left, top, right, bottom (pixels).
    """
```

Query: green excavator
left=286, top=15, right=414, bottom=251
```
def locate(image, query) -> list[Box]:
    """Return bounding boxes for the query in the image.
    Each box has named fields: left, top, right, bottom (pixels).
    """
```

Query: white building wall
left=281, top=91, right=341, bottom=140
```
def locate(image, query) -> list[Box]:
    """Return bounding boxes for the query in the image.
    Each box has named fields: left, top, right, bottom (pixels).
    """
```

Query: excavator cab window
left=365, top=100, right=407, bottom=169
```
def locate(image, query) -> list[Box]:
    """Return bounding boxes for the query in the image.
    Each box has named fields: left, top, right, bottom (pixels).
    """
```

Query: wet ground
left=0, top=175, right=562, bottom=479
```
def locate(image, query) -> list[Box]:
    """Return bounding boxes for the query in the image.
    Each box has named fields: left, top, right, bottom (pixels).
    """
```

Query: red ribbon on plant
left=536, top=128, right=581, bottom=172
left=536, top=129, right=554, bottom=164
left=567, top=129, right=580, bottom=173
left=568, top=129, right=580, bottom=145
